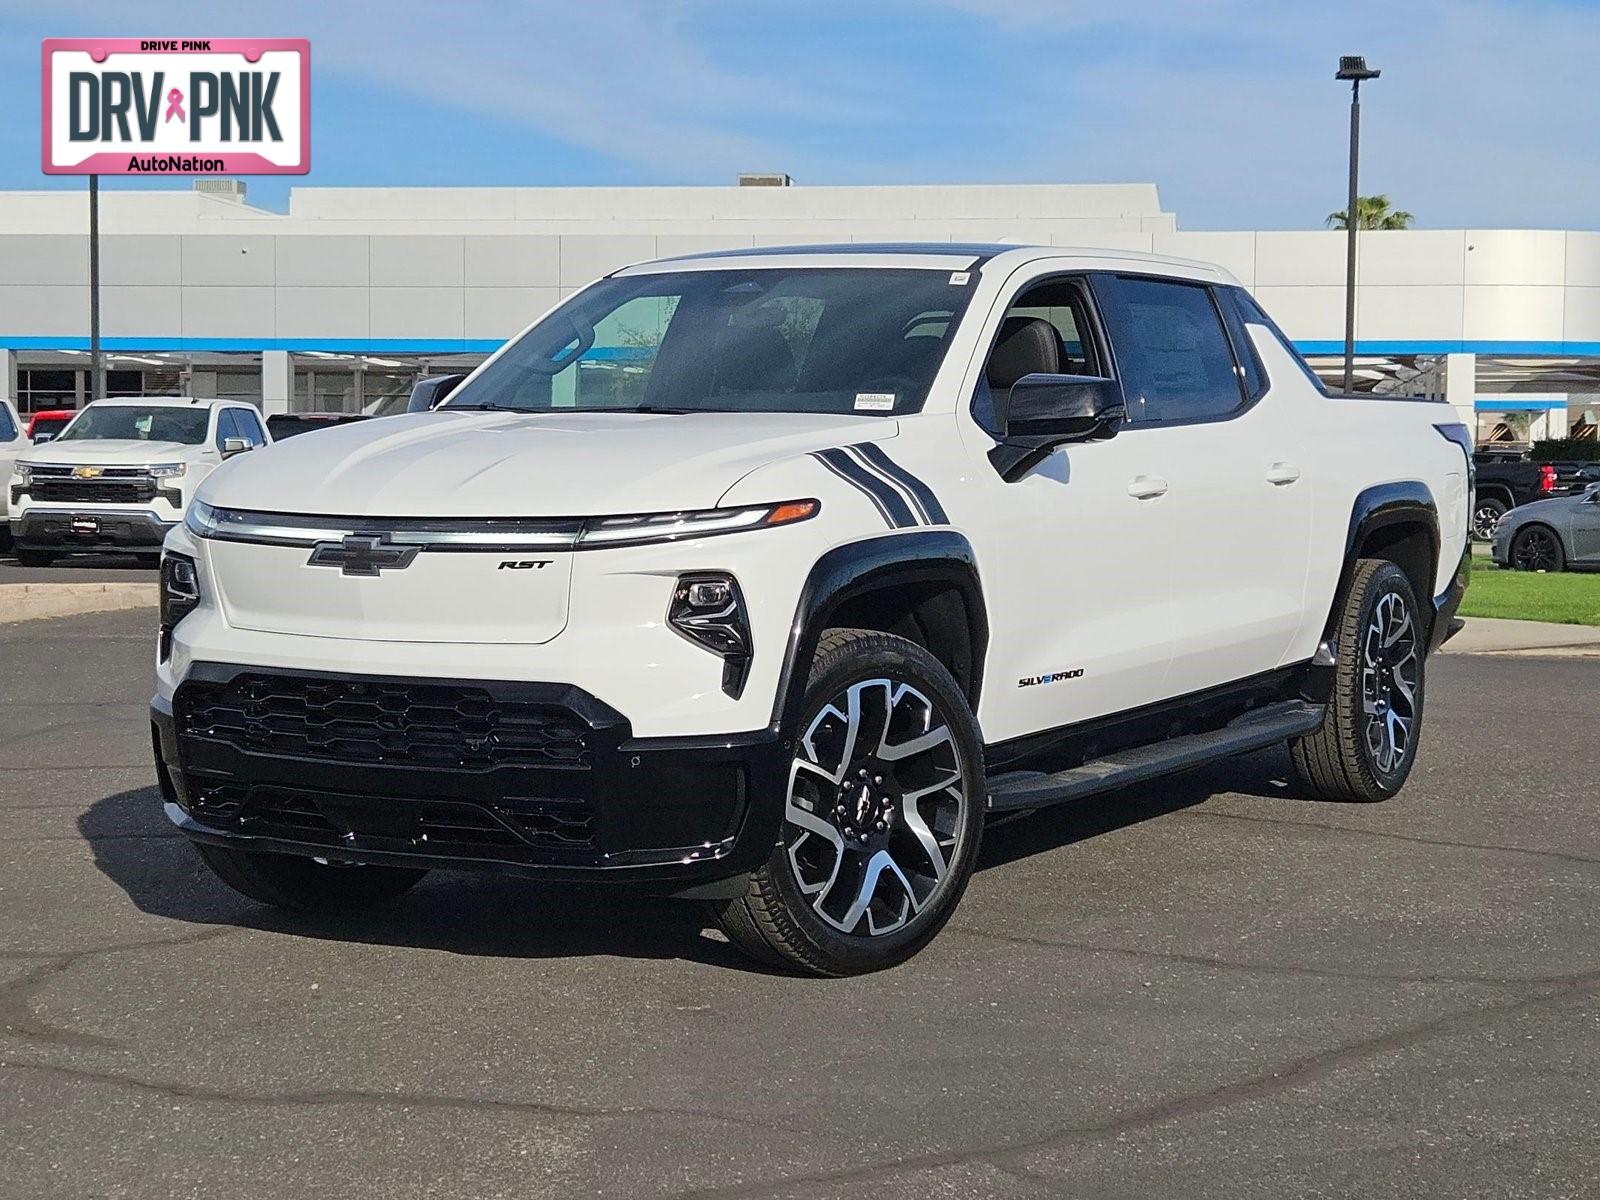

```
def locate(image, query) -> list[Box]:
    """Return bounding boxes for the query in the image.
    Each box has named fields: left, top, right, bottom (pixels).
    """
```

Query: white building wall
left=0, top=185, right=1594, bottom=354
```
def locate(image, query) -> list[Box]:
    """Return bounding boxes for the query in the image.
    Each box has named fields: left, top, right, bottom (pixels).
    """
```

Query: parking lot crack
left=1179, top=809, right=1600, bottom=868
left=0, top=1059, right=801, bottom=1136
left=946, top=926, right=1589, bottom=988
left=665, top=968, right=1600, bottom=1199
left=0, top=926, right=239, bottom=1050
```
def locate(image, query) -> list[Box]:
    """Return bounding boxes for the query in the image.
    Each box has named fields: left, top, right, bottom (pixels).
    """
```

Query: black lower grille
left=176, top=673, right=591, bottom=771
left=31, top=479, right=158, bottom=504
left=188, top=777, right=597, bottom=854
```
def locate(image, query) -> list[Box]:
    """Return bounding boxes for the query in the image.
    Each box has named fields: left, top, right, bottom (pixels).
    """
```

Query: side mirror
left=988, top=374, right=1126, bottom=482
left=221, top=436, right=251, bottom=457
left=408, top=373, right=466, bottom=412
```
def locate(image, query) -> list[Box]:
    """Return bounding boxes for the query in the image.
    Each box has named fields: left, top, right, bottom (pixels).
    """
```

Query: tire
left=1290, top=559, right=1425, bottom=803
left=13, top=548, right=54, bottom=568
left=195, top=843, right=427, bottom=912
left=1471, top=496, right=1509, bottom=542
left=1510, top=525, right=1566, bottom=573
left=712, top=628, right=985, bottom=976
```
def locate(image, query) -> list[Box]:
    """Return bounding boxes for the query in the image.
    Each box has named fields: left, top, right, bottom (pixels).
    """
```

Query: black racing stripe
left=840, top=444, right=928, bottom=525
left=816, top=448, right=917, bottom=528
left=849, top=443, right=949, bottom=526
left=812, top=451, right=895, bottom=528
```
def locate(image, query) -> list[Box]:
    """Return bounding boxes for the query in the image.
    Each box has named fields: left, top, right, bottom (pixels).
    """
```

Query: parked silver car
left=1492, top=483, right=1600, bottom=572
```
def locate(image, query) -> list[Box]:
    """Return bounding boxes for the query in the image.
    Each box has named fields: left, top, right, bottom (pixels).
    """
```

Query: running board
left=985, top=700, right=1325, bottom=812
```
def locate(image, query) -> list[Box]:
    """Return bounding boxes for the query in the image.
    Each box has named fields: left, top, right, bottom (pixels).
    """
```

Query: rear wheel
left=1471, top=495, right=1509, bottom=542
left=195, top=843, right=427, bottom=912
left=13, top=548, right=54, bottom=568
left=1510, top=525, right=1565, bottom=572
left=1290, top=559, right=1425, bottom=803
left=713, top=629, right=985, bottom=976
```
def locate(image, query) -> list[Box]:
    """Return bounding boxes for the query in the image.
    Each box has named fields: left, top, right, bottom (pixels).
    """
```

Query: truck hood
left=20, top=438, right=198, bottom=466
left=201, top=410, right=896, bottom=517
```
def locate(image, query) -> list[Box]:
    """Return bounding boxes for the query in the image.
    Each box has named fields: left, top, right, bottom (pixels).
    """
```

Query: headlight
left=669, top=572, right=752, bottom=697
left=13, top=462, right=31, bottom=481
left=158, top=552, right=202, bottom=660
left=576, top=500, right=818, bottom=548
left=147, top=463, right=186, bottom=479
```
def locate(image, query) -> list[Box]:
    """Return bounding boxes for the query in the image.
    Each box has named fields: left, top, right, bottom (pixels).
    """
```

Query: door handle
left=1127, top=475, right=1169, bottom=500
left=1266, top=462, right=1301, bottom=486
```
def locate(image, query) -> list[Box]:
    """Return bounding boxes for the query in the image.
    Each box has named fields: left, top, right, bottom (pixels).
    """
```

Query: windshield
left=57, top=405, right=210, bottom=445
left=446, top=267, right=977, bottom=417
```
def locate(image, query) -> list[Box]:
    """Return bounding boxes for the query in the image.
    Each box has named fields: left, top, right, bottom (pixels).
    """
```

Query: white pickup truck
left=0, top=398, right=26, bottom=550
left=151, top=244, right=1471, bottom=975
left=8, top=397, right=270, bottom=565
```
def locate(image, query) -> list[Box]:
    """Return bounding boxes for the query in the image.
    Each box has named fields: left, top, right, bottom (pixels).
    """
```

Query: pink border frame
left=41, top=38, right=310, bottom=175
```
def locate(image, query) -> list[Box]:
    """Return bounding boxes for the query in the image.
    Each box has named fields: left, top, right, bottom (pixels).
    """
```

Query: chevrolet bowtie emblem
left=306, top=534, right=421, bottom=577
left=71, top=466, right=103, bottom=479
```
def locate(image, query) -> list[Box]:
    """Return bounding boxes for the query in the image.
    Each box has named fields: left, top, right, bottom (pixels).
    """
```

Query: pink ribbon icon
left=164, top=88, right=185, bottom=123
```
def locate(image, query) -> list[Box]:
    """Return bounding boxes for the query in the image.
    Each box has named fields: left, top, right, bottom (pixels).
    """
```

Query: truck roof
left=82, top=396, right=238, bottom=409
left=627, top=241, right=1236, bottom=283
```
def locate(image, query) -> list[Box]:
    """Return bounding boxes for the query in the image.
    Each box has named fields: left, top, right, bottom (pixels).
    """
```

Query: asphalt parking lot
left=0, top=548, right=155, bottom=585
left=2, top=608, right=1597, bottom=1199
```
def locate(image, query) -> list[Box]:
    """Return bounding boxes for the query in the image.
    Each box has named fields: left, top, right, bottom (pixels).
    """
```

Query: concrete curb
left=1441, top=616, right=1600, bottom=657
left=0, top=582, right=158, bottom=625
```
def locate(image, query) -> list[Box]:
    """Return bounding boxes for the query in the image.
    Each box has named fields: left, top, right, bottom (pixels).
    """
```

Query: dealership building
left=1, top=178, right=1597, bottom=446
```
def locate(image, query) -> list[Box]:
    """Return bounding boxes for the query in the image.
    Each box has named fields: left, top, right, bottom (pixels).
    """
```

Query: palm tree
left=1326, top=195, right=1414, bottom=230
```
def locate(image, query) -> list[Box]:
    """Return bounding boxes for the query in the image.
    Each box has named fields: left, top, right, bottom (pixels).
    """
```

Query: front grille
left=187, top=778, right=597, bottom=853
left=30, top=478, right=158, bottom=504
left=175, top=673, right=592, bottom=771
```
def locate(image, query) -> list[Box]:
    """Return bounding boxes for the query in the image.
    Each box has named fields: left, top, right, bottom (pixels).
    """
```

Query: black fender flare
left=1320, top=481, right=1441, bottom=646
left=768, top=531, right=989, bottom=737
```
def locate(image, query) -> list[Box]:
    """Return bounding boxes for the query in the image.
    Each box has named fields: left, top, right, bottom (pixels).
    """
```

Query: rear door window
left=0, top=406, right=16, bottom=442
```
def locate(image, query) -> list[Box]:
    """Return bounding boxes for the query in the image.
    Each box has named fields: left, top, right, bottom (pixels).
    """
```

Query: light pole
left=1336, top=55, right=1379, bottom=395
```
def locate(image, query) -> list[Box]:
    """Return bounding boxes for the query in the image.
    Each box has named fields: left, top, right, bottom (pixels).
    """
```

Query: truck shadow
left=80, top=746, right=1298, bottom=968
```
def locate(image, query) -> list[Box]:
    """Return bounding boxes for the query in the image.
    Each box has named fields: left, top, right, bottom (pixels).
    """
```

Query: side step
left=985, top=700, right=1325, bottom=812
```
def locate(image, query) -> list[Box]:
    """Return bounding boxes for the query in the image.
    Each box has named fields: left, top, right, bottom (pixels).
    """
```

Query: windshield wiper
left=445, top=402, right=525, bottom=412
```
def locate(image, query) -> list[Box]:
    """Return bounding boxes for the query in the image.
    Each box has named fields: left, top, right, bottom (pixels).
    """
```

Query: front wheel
left=713, top=629, right=985, bottom=976
left=1510, top=525, right=1565, bottom=572
left=1290, top=558, right=1425, bottom=802
left=195, top=843, right=428, bottom=912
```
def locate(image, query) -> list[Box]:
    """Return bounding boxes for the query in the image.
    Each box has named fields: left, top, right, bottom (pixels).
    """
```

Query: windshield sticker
left=948, top=271, right=971, bottom=286
left=854, top=393, right=896, bottom=412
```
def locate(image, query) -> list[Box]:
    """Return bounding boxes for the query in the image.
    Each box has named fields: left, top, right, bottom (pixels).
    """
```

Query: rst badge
left=42, top=39, right=310, bottom=175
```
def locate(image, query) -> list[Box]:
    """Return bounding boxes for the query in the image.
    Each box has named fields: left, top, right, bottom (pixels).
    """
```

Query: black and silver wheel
left=195, top=843, right=428, bottom=912
left=1290, top=558, right=1425, bottom=802
left=713, top=629, right=984, bottom=975
left=1510, top=525, right=1565, bottom=572
left=1471, top=496, right=1509, bottom=542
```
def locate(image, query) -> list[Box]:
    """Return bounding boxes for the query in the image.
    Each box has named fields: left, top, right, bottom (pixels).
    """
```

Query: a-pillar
left=1444, top=352, right=1476, bottom=439
left=261, top=350, right=292, bottom=416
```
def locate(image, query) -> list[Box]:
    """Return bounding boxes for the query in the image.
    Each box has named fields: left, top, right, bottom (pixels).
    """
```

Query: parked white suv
left=0, top=398, right=27, bottom=550
left=9, top=397, right=270, bottom=565
left=152, top=245, right=1471, bottom=974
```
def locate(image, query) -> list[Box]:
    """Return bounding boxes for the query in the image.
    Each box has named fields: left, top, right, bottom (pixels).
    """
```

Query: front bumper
left=152, top=663, right=786, bottom=894
left=12, top=507, right=177, bottom=552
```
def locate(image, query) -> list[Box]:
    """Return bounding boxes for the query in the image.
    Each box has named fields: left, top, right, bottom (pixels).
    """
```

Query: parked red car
left=24, top=409, right=77, bottom=443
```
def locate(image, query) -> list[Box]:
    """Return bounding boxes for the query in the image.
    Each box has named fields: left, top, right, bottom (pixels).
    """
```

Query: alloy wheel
left=1512, top=529, right=1559, bottom=571
left=784, top=678, right=969, bottom=937
left=1360, top=590, right=1419, bottom=776
left=1471, top=503, right=1505, bottom=542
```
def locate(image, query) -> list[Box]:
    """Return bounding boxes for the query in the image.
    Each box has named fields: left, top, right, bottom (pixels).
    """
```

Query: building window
left=18, top=369, right=76, bottom=414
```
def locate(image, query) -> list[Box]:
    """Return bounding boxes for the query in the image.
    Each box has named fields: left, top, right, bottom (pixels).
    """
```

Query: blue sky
left=1, top=0, right=1596, bottom=230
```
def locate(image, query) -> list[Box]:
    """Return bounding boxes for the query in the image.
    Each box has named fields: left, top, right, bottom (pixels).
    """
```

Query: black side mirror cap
left=988, top=374, right=1126, bottom=482
left=408, top=373, right=467, bottom=412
